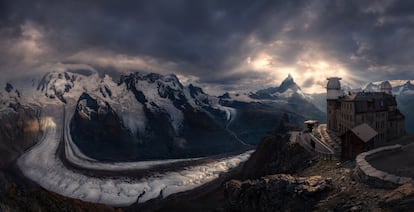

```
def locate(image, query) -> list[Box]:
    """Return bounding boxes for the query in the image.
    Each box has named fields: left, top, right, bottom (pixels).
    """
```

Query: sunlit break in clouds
left=1, top=0, right=414, bottom=94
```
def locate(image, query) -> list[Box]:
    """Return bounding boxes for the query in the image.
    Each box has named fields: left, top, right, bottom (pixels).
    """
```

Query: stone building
left=326, top=77, right=405, bottom=158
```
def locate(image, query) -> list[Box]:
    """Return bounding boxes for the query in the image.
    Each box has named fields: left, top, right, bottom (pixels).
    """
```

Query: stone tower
left=326, top=77, right=342, bottom=131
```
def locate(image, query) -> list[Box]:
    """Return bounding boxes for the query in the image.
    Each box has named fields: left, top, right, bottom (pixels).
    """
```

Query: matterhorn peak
left=279, top=74, right=300, bottom=92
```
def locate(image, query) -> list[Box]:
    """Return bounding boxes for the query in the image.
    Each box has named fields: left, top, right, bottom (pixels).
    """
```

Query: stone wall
left=354, top=144, right=412, bottom=189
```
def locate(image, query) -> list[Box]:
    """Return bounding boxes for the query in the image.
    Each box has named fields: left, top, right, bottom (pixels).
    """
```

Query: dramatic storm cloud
left=1, top=0, right=414, bottom=93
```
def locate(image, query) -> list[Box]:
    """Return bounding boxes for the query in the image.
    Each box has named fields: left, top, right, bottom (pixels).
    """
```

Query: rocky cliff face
left=221, top=123, right=330, bottom=211
left=219, top=74, right=326, bottom=144
left=70, top=90, right=246, bottom=161
left=0, top=105, right=41, bottom=168
left=224, top=174, right=332, bottom=211
left=33, top=70, right=248, bottom=161
left=240, top=123, right=313, bottom=179
left=0, top=104, right=41, bottom=197
left=70, top=92, right=138, bottom=161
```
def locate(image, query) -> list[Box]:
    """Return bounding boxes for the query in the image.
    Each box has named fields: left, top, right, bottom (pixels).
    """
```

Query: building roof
left=351, top=123, right=378, bottom=143
left=340, top=92, right=397, bottom=113
left=304, top=120, right=318, bottom=124
left=342, top=91, right=392, bottom=101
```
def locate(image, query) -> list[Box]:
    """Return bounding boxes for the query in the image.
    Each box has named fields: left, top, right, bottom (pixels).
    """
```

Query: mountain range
left=3, top=69, right=413, bottom=208
left=0, top=70, right=326, bottom=162
left=218, top=74, right=326, bottom=144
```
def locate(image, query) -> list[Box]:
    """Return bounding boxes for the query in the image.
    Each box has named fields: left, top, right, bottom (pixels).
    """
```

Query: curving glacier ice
left=17, top=105, right=252, bottom=206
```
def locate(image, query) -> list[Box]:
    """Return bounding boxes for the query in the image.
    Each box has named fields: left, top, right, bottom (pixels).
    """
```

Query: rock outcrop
left=240, top=126, right=313, bottom=179
left=224, top=174, right=332, bottom=211
left=381, top=181, right=414, bottom=211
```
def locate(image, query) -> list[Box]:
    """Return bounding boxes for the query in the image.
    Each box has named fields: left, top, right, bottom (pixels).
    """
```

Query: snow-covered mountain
left=363, top=80, right=414, bottom=95
left=249, top=74, right=306, bottom=100
left=14, top=70, right=248, bottom=161
left=0, top=71, right=327, bottom=161
left=0, top=70, right=250, bottom=161
left=219, top=74, right=312, bottom=102
left=1, top=72, right=254, bottom=206
left=0, top=82, right=22, bottom=112
left=218, top=74, right=326, bottom=144
left=0, top=71, right=324, bottom=206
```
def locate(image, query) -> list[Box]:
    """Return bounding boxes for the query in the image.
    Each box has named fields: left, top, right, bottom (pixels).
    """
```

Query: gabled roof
left=351, top=123, right=378, bottom=143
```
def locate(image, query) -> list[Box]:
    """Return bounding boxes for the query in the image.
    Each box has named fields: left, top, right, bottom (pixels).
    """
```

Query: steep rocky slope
left=220, top=121, right=414, bottom=211
left=0, top=105, right=41, bottom=168
left=0, top=83, right=42, bottom=193
left=224, top=174, right=332, bottom=211
left=239, top=121, right=313, bottom=179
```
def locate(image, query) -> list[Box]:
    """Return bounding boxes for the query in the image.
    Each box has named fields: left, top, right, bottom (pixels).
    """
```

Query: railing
left=293, top=132, right=337, bottom=160
left=309, top=134, right=336, bottom=160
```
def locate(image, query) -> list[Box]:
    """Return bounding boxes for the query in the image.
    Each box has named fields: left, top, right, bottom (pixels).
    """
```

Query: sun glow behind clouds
left=243, top=44, right=355, bottom=94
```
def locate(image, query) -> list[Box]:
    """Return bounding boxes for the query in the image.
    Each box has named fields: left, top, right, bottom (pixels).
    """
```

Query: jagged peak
left=286, top=73, right=293, bottom=81
left=279, top=74, right=300, bottom=92
left=120, top=72, right=183, bottom=89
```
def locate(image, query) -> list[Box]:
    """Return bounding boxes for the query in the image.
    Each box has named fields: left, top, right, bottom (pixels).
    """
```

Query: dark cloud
left=1, top=0, right=414, bottom=92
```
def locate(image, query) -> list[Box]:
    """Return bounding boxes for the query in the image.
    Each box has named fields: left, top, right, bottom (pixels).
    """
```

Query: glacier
left=1, top=69, right=253, bottom=206
left=17, top=104, right=252, bottom=206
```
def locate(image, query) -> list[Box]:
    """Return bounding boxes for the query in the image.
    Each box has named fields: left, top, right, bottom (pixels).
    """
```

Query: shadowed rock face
left=0, top=104, right=41, bottom=200
left=0, top=105, right=41, bottom=197
left=70, top=92, right=140, bottom=161
left=240, top=126, right=312, bottom=180
left=220, top=98, right=326, bottom=145
left=220, top=122, right=326, bottom=211
left=0, top=184, right=117, bottom=212
left=70, top=92, right=246, bottom=161
left=224, top=174, right=332, bottom=211
left=0, top=106, right=41, bottom=168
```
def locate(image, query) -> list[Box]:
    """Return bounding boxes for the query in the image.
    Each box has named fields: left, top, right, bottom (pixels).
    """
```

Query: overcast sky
left=1, top=0, right=414, bottom=94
